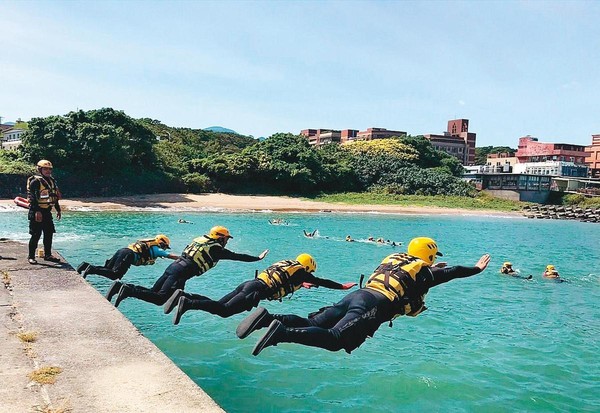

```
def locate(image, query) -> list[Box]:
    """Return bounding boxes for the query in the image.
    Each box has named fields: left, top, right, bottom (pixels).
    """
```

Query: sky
left=1, top=0, right=599, bottom=147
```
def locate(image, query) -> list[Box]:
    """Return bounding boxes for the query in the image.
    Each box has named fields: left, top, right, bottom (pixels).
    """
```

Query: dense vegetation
left=1, top=108, right=479, bottom=201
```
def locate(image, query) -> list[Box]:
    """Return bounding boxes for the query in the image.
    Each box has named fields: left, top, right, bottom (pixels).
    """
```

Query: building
left=515, top=136, right=587, bottom=164
left=423, top=119, right=476, bottom=165
left=585, top=134, right=600, bottom=178
left=0, top=127, right=25, bottom=151
left=486, top=152, right=518, bottom=173
left=513, top=161, right=588, bottom=177
left=355, top=127, right=406, bottom=141
left=300, top=127, right=404, bottom=147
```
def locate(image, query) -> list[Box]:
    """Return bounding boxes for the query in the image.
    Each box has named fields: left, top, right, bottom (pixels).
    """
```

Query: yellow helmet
left=407, top=237, right=443, bottom=266
left=296, top=253, right=317, bottom=273
left=155, top=234, right=171, bottom=249
left=504, top=262, right=512, bottom=267
left=546, top=265, right=555, bottom=271
left=37, top=159, right=53, bottom=168
left=208, top=225, right=233, bottom=240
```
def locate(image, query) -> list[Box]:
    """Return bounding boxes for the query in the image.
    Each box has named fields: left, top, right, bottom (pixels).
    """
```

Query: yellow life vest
left=127, top=238, right=164, bottom=265
left=27, top=175, right=59, bottom=209
left=365, top=253, right=428, bottom=317
left=182, top=236, right=221, bottom=274
left=257, top=260, right=305, bottom=300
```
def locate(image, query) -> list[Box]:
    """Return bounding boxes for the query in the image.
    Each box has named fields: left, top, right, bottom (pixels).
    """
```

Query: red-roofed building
left=515, top=136, right=587, bottom=164
left=423, top=119, right=476, bottom=165
left=585, top=134, right=600, bottom=178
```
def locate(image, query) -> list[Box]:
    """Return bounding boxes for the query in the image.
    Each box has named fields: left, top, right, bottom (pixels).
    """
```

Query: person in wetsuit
left=76, top=234, right=178, bottom=280
left=108, top=226, right=269, bottom=307
left=26, top=159, right=62, bottom=264
left=165, top=253, right=357, bottom=325
left=237, top=237, right=490, bottom=356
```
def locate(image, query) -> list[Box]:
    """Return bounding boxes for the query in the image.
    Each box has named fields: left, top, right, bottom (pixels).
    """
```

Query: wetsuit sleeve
left=150, top=246, right=170, bottom=259
left=214, top=247, right=262, bottom=262
left=53, top=178, right=61, bottom=213
left=27, top=177, right=41, bottom=211
left=302, top=271, right=345, bottom=289
left=427, top=265, right=482, bottom=288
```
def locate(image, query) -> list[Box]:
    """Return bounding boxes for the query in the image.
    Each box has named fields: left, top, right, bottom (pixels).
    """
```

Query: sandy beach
left=1, top=193, right=519, bottom=216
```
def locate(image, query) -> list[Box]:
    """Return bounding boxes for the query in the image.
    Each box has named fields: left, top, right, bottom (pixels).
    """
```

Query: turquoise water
left=1, top=207, right=599, bottom=413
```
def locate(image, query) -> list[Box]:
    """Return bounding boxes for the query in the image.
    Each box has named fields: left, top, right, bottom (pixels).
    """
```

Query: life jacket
left=127, top=238, right=164, bottom=265
left=27, top=175, right=59, bottom=209
left=544, top=270, right=559, bottom=278
left=256, top=260, right=306, bottom=300
left=365, top=253, right=429, bottom=317
left=182, top=236, right=221, bottom=274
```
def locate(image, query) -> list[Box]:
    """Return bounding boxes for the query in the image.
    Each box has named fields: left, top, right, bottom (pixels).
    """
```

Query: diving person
left=238, top=237, right=490, bottom=356
left=109, top=226, right=268, bottom=308
left=26, top=160, right=62, bottom=264
left=166, top=253, right=357, bottom=325
left=76, top=234, right=178, bottom=280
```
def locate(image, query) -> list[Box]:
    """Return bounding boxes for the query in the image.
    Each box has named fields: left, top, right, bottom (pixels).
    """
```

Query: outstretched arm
left=303, top=272, right=357, bottom=290
left=428, top=254, right=490, bottom=288
left=219, top=248, right=269, bottom=262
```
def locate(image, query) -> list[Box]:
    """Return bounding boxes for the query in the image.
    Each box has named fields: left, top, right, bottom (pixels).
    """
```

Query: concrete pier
left=0, top=240, right=224, bottom=413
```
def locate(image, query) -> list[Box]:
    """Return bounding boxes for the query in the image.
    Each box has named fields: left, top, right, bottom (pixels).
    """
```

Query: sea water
left=1, top=207, right=599, bottom=413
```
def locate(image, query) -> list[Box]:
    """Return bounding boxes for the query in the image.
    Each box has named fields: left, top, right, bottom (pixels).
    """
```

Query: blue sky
left=1, top=0, right=598, bottom=147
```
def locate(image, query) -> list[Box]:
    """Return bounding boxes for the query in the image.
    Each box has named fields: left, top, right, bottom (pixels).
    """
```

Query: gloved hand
left=258, top=249, right=269, bottom=260
left=302, top=282, right=317, bottom=289
left=341, top=282, right=357, bottom=290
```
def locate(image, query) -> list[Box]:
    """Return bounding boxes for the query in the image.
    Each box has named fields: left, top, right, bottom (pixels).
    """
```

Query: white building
left=1, top=128, right=25, bottom=150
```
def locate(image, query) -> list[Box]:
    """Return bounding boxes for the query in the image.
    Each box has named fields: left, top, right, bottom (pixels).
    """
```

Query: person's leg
left=41, top=212, right=56, bottom=258
left=28, top=229, right=42, bottom=260
left=175, top=281, right=258, bottom=324
left=253, top=290, right=379, bottom=355
left=87, top=249, right=134, bottom=280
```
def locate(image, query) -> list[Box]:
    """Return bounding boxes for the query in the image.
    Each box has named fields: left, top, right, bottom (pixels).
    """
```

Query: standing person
left=238, top=237, right=490, bottom=356
left=26, top=159, right=62, bottom=264
left=109, top=226, right=269, bottom=308
left=76, top=234, right=178, bottom=280
left=167, top=253, right=356, bottom=325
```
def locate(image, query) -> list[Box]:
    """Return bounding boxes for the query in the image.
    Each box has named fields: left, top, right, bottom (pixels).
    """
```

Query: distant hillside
left=204, top=126, right=237, bottom=134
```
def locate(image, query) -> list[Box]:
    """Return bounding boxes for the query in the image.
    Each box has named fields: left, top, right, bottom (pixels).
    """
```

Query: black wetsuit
left=183, top=268, right=345, bottom=317
left=27, top=175, right=60, bottom=259
left=264, top=264, right=482, bottom=353
left=123, top=246, right=261, bottom=305
left=85, top=248, right=136, bottom=280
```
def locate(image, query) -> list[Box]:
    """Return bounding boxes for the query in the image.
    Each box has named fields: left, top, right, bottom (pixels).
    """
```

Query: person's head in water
left=208, top=226, right=233, bottom=246
left=407, top=237, right=443, bottom=266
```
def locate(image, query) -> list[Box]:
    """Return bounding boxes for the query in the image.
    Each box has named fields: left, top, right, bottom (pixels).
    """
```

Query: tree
left=474, top=146, right=516, bottom=165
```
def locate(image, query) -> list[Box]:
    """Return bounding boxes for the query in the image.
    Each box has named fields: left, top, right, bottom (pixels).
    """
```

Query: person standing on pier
left=26, top=160, right=62, bottom=264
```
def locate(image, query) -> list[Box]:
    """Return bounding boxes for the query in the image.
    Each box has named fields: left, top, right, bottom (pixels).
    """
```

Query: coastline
left=0, top=193, right=521, bottom=217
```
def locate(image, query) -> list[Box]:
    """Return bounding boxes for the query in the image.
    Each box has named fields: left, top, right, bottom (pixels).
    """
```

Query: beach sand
left=1, top=193, right=519, bottom=217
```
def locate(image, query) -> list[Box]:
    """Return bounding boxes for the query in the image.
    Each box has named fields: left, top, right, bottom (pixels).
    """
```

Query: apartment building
left=423, top=119, right=476, bottom=165
left=585, top=134, right=600, bottom=178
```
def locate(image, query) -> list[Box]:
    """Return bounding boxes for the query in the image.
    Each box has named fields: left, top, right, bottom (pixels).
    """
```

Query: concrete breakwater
left=0, top=240, right=224, bottom=413
left=522, top=204, right=600, bottom=223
